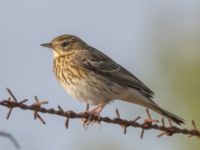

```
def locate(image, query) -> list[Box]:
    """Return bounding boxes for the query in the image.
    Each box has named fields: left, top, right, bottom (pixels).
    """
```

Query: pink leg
left=82, top=102, right=107, bottom=127
left=89, top=102, right=107, bottom=115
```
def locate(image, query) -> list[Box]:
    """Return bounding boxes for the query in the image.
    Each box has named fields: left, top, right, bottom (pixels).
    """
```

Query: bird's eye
left=61, top=42, right=68, bottom=47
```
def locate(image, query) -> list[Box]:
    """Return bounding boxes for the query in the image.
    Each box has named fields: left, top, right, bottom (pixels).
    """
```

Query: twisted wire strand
left=0, top=88, right=199, bottom=139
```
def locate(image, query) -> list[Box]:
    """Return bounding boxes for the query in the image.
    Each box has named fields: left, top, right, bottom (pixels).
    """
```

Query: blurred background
left=0, top=0, right=200, bottom=150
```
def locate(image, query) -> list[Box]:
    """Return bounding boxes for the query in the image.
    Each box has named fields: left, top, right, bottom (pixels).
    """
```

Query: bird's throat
left=53, top=50, right=60, bottom=58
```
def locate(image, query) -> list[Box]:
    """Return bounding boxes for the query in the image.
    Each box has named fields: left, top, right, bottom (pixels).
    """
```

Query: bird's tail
left=148, top=103, right=185, bottom=125
left=123, top=89, right=184, bottom=125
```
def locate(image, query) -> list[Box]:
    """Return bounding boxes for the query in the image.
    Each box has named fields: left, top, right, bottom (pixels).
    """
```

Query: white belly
left=59, top=74, right=118, bottom=105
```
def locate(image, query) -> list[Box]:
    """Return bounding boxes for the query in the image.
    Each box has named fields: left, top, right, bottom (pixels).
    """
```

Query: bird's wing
left=74, top=49, right=154, bottom=99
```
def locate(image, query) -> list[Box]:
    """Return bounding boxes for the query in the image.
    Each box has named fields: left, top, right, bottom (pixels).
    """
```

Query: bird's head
left=41, top=34, right=88, bottom=57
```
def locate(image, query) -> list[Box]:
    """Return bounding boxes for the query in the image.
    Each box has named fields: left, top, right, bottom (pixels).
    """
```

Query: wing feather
left=74, top=48, right=154, bottom=99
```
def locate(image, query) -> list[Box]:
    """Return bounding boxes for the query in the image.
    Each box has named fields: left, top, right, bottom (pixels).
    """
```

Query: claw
left=82, top=103, right=106, bottom=127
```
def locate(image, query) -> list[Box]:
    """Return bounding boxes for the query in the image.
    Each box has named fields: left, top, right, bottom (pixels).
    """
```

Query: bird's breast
left=53, top=57, right=126, bottom=105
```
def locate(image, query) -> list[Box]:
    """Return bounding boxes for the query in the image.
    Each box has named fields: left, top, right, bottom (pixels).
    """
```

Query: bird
left=41, top=34, right=184, bottom=125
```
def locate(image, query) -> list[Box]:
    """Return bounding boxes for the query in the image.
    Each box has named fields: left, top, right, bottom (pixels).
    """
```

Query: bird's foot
left=83, top=103, right=106, bottom=116
left=82, top=103, right=106, bottom=127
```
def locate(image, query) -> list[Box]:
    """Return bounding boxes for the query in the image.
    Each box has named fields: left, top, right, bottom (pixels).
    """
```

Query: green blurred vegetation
left=157, top=34, right=200, bottom=117
left=155, top=33, right=200, bottom=149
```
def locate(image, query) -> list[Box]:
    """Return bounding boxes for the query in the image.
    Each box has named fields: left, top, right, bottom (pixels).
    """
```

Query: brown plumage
left=41, top=34, right=184, bottom=125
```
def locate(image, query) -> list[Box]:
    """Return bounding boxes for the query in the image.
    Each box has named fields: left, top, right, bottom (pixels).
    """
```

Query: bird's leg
left=89, top=102, right=107, bottom=116
left=81, top=103, right=90, bottom=127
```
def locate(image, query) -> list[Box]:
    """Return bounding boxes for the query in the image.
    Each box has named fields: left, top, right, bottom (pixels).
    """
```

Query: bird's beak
left=40, top=43, right=53, bottom=48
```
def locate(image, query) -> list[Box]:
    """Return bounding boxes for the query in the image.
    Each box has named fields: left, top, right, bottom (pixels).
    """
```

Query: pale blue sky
left=0, top=1, right=199, bottom=150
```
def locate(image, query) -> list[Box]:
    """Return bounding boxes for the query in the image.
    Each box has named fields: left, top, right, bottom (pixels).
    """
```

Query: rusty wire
left=0, top=88, right=200, bottom=139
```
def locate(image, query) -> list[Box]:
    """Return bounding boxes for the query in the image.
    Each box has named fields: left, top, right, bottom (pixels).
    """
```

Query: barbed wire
left=0, top=88, right=200, bottom=139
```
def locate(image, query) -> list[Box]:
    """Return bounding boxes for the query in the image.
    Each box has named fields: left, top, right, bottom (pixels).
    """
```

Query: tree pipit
left=41, top=34, right=184, bottom=125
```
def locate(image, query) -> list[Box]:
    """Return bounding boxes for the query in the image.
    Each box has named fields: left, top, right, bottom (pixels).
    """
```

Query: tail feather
left=124, top=88, right=184, bottom=125
left=152, top=105, right=185, bottom=125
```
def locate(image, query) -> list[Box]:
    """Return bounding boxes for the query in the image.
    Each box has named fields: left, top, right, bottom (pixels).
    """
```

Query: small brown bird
left=41, top=34, right=184, bottom=125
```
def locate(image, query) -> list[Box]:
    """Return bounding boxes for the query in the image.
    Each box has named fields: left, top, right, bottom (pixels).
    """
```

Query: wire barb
left=58, top=105, right=65, bottom=114
left=115, top=108, right=120, bottom=118
left=124, top=126, right=127, bottom=135
left=144, top=109, right=159, bottom=125
left=157, top=118, right=171, bottom=138
left=132, top=116, right=141, bottom=123
left=140, top=128, right=145, bottom=139
left=6, top=98, right=14, bottom=120
left=188, top=120, right=200, bottom=138
left=65, top=117, right=70, bottom=129
left=32, top=96, right=48, bottom=124
left=6, top=88, right=18, bottom=102
left=192, top=120, right=197, bottom=130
